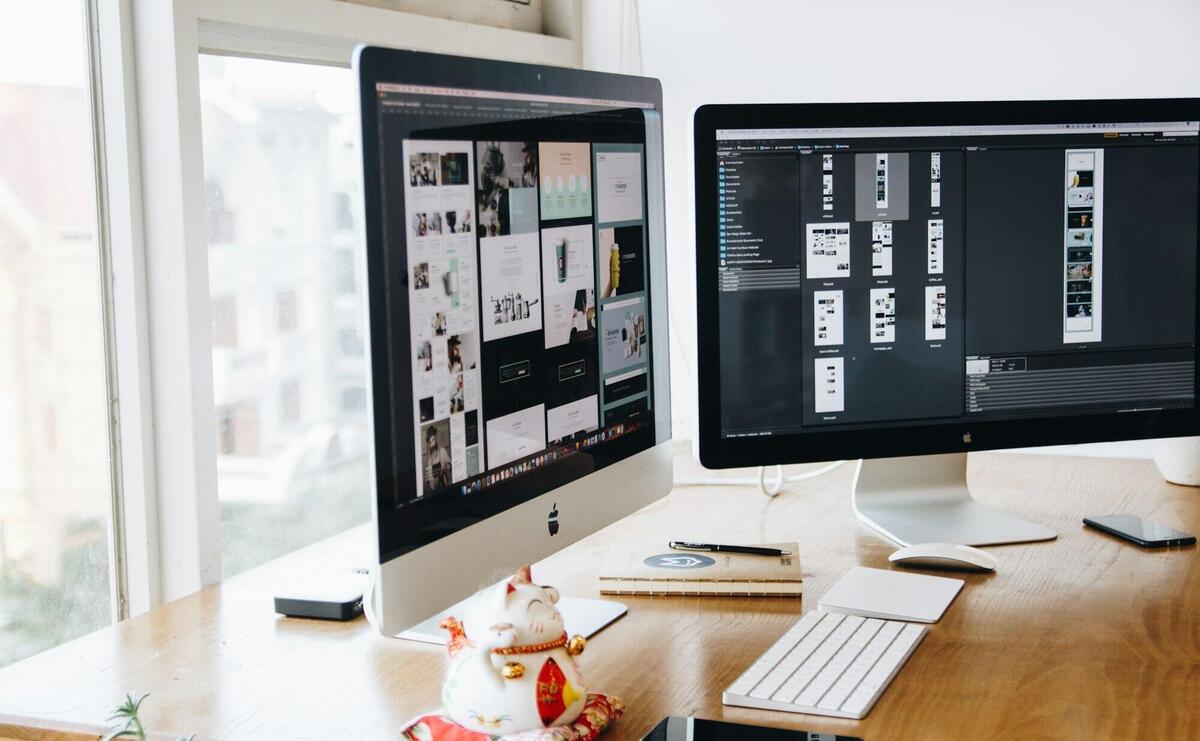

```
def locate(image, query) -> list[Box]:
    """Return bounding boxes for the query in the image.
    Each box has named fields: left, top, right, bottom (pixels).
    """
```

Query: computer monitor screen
left=694, top=102, right=1200, bottom=464
left=364, top=74, right=661, bottom=561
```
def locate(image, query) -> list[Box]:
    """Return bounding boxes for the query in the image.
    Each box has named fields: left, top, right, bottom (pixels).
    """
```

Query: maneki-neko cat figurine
left=439, top=565, right=589, bottom=735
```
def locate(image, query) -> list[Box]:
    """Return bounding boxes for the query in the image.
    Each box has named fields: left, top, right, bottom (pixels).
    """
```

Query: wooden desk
left=1, top=451, right=1198, bottom=740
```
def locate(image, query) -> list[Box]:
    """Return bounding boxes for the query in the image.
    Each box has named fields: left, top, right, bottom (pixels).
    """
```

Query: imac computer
left=354, top=47, right=672, bottom=638
left=693, top=100, right=1200, bottom=546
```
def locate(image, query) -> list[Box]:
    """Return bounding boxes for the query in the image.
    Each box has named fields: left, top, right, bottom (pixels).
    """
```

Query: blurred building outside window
left=200, top=55, right=371, bottom=578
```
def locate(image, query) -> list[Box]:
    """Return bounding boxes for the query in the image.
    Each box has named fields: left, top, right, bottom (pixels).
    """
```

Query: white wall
left=634, top=0, right=1200, bottom=450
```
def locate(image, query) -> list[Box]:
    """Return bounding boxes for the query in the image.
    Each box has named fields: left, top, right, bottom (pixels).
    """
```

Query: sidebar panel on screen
left=715, top=151, right=804, bottom=436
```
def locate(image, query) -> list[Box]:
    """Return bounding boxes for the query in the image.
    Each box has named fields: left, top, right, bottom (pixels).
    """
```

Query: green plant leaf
left=104, top=692, right=149, bottom=741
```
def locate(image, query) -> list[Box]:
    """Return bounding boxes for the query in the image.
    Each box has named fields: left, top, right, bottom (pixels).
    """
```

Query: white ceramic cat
left=440, top=565, right=588, bottom=735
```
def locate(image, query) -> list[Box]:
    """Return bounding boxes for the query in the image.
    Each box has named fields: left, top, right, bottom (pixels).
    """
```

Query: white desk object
left=818, top=566, right=963, bottom=623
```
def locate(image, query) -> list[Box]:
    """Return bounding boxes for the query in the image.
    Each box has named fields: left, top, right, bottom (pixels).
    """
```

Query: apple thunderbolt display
left=694, top=100, right=1200, bottom=546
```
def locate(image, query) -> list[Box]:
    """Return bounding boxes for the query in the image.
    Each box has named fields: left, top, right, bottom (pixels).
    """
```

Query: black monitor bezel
left=356, top=47, right=665, bottom=561
left=693, top=98, right=1200, bottom=468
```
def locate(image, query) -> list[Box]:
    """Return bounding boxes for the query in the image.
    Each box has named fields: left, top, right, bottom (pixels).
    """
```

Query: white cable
left=674, top=460, right=849, bottom=498
left=362, top=567, right=380, bottom=629
left=757, top=464, right=785, bottom=497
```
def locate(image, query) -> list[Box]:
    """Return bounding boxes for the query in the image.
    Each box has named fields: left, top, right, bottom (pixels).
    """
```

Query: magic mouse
left=888, top=542, right=997, bottom=572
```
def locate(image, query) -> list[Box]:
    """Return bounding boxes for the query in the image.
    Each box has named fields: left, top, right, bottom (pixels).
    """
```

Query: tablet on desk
left=644, top=716, right=862, bottom=741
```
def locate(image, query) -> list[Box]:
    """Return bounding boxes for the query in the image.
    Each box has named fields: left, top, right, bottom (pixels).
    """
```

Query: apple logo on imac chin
left=547, top=503, right=560, bottom=536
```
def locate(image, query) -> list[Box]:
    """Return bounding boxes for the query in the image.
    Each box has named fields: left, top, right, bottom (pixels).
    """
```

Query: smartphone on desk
left=1083, top=514, right=1196, bottom=548
left=644, top=717, right=862, bottom=741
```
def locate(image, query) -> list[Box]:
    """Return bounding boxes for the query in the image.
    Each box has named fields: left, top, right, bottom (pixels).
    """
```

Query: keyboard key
left=751, top=631, right=823, bottom=698
left=896, top=623, right=924, bottom=647
left=795, top=621, right=874, bottom=706
left=817, top=623, right=884, bottom=710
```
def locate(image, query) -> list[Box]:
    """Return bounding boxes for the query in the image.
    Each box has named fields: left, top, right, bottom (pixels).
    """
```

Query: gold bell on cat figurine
left=567, top=634, right=586, bottom=656
left=501, top=661, right=525, bottom=679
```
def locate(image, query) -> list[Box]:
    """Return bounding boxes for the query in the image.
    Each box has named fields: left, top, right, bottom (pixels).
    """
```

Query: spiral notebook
left=597, top=543, right=802, bottom=597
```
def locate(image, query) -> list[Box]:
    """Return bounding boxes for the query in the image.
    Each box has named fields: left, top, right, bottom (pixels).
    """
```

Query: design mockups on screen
left=1063, top=149, right=1103, bottom=344
left=806, top=223, right=851, bottom=279
left=815, top=357, right=845, bottom=414
left=814, top=290, right=844, bottom=347
left=401, top=133, right=651, bottom=497
left=404, top=140, right=485, bottom=495
left=713, top=116, right=1198, bottom=438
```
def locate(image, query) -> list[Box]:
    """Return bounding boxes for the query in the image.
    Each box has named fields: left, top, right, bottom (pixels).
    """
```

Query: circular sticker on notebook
left=643, top=553, right=716, bottom=569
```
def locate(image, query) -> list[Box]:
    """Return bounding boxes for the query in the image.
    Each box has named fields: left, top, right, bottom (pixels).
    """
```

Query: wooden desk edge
left=0, top=714, right=104, bottom=741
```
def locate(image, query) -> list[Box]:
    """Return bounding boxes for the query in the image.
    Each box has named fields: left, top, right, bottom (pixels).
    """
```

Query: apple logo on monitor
left=547, top=503, right=559, bottom=536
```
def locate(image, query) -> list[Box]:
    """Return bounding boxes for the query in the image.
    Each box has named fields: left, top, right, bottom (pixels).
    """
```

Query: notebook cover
left=597, top=543, right=802, bottom=596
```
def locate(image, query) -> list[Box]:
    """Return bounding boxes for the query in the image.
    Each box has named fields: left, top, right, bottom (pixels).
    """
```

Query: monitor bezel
left=356, top=47, right=669, bottom=563
left=693, top=98, right=1200, bottom=468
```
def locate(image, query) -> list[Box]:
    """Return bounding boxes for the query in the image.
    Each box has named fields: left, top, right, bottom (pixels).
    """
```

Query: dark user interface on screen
left=714, top=122, right=1200, bottom=439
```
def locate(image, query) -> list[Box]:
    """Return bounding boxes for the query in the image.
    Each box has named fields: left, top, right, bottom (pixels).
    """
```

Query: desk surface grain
left=1, top=451, right=1198, bottom=740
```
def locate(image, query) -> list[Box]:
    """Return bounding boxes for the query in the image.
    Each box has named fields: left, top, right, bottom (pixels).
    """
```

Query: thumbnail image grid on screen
left=402, top=132, right=652, bottom=501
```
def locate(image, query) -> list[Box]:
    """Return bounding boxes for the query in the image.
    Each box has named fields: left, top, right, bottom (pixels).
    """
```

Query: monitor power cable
left=674, top=460, right=848, bottom=498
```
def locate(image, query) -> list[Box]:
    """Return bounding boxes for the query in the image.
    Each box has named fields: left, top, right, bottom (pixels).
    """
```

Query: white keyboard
left=723, top=610, right=926, bottom=719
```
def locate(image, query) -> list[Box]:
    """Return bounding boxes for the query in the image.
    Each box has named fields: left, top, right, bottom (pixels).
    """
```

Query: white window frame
left=95, top=0, right=583, bottom=613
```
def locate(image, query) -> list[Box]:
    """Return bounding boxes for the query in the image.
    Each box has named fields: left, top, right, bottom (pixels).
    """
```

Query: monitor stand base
left=851, top=452, right=1057, bottom=547
left=396, top=596, right=627, bottom=645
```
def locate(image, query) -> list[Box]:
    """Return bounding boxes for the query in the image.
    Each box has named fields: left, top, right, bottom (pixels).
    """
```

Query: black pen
left=669, top=541, right=791, bottom=557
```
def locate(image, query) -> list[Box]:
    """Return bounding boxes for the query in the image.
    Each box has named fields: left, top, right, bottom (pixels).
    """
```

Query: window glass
left=211, top=295, right=238, bottom=347
left=276, top=290, right=297, bottom=333
left=0, top=1, right=114, bottom=668
left=200, top=55, right=370, bottom=577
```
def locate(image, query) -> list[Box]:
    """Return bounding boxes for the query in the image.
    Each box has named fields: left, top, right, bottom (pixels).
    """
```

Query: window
left=338, top=328, right=363, bottom=357
left=211, top=295, right=238, bottom=347
left=279, top=380, right=301, bottom=425
left=217, top=402, right=260, bottom=457
left=341, top=386, right=367, bottom=413
left=206, top=180, right=235, bottom=243
left=35, top=307, right=52, bottom=354
left=335, top=248, right=357, bottom=295
left=44, top=407, right=59, bottom=451
left=276, top=289, right=298, bottom=333
left=0, top=1, right=114, bottom=669
left=200, top=55, right=370, bottom=578
left=334, top=192, right=354, bottom=231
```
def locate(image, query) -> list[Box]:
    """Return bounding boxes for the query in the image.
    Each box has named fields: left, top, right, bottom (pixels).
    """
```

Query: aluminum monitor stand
left=852, top=453, right=1057, bottom=546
